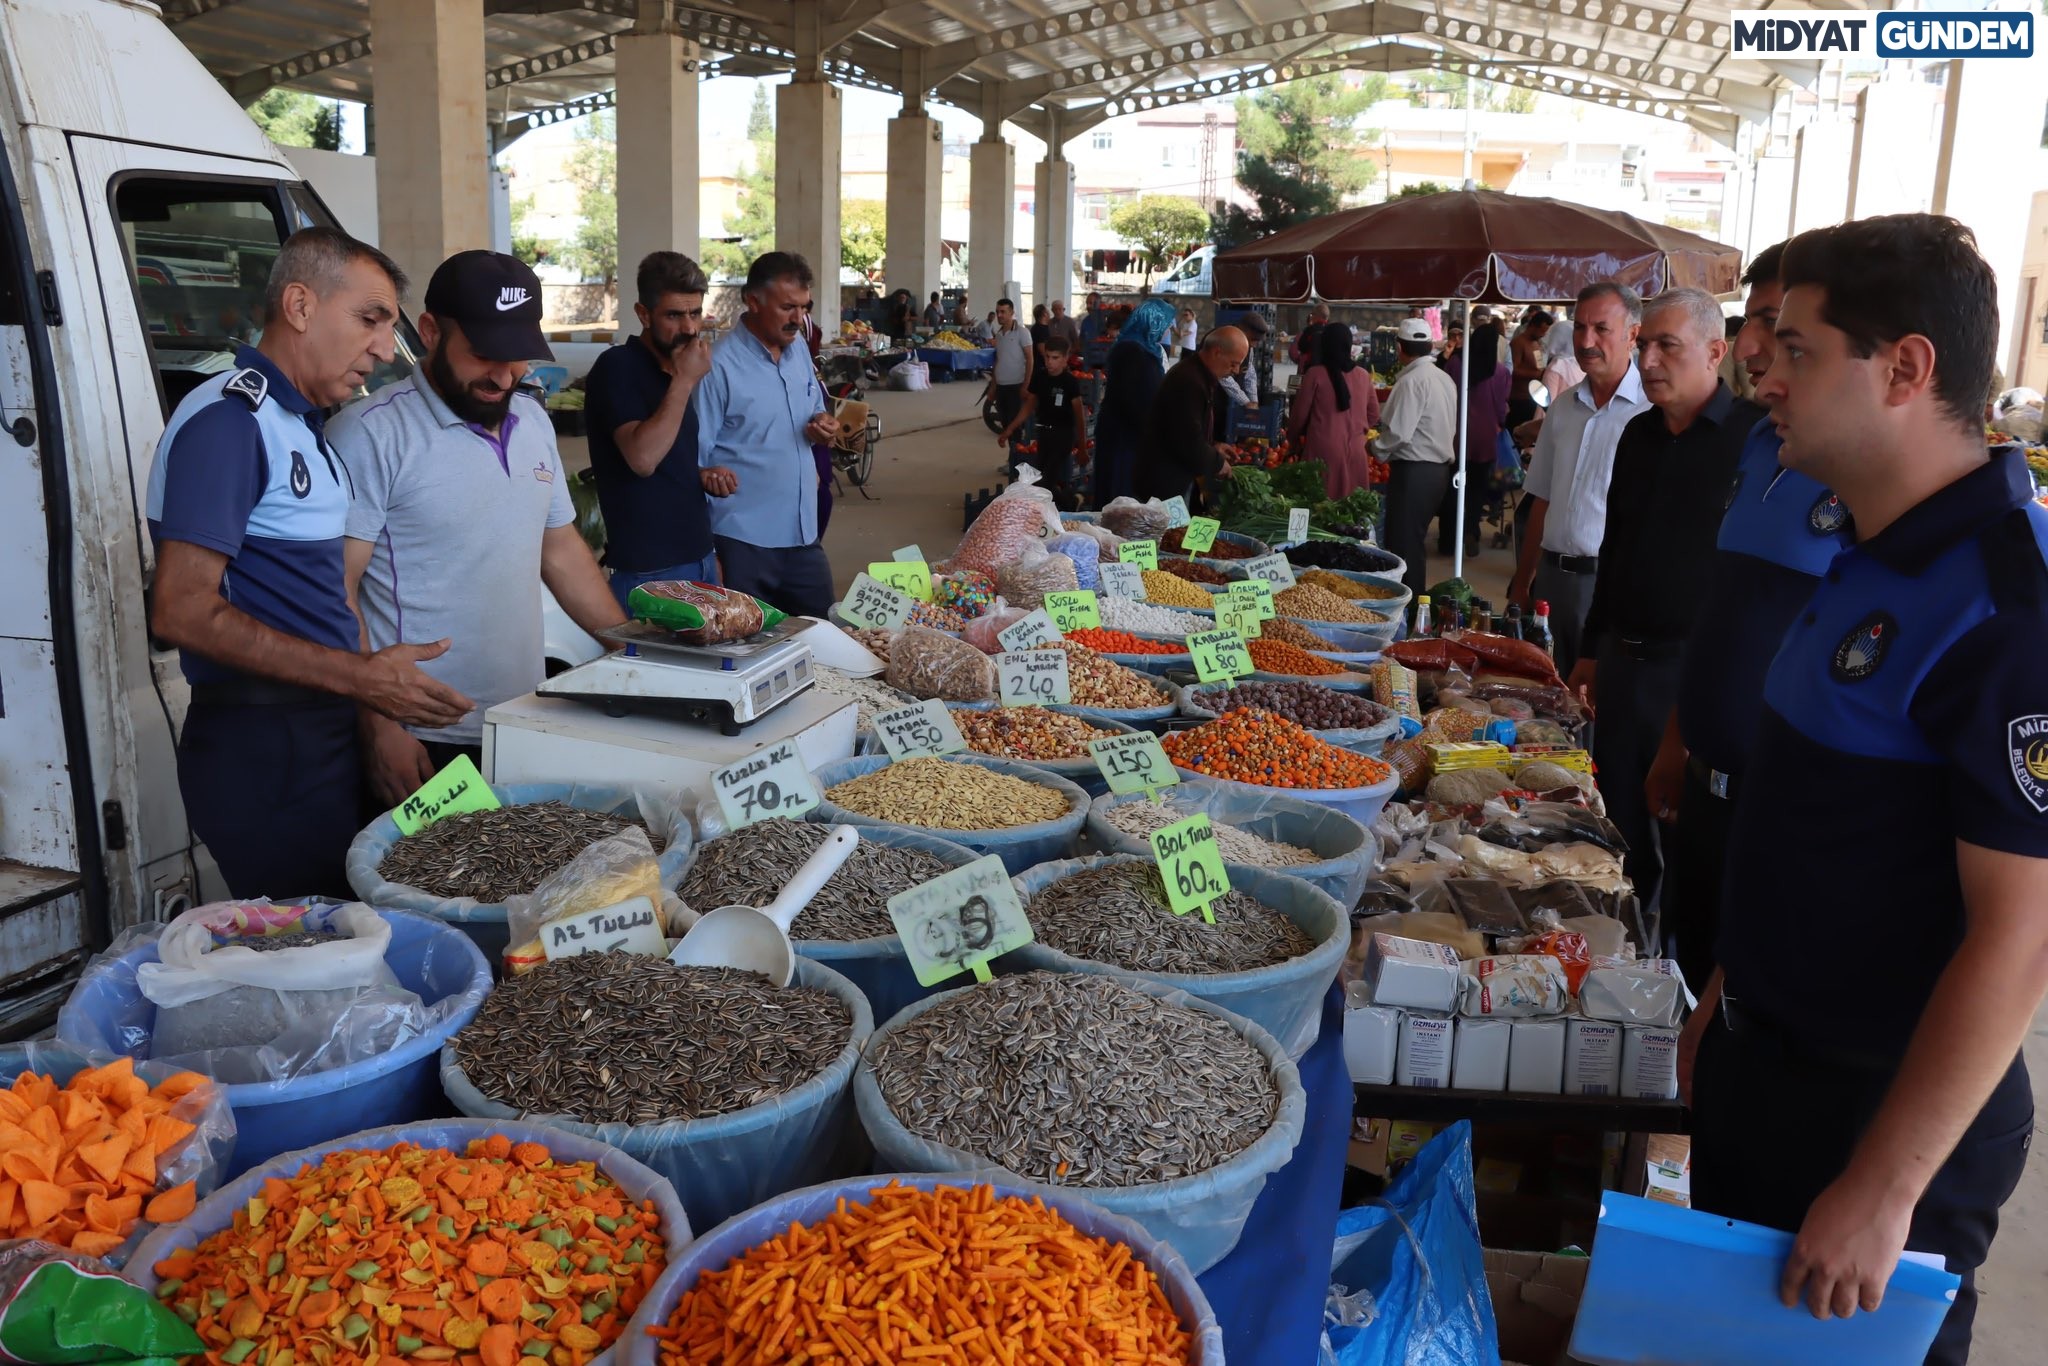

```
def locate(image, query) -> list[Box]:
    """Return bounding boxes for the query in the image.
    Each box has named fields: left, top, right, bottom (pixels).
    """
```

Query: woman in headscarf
left=1435, top=310, right=1512, bottom=556
left=1540, top=314, right=1584, bottom=400
left=1284, top=322, right=1382, bottom=498
left=1091, top=297, right=1178, bottom=506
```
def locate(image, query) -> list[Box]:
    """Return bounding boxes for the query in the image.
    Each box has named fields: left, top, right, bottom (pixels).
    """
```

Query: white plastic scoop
left=668, top=824, right=861, bottom=986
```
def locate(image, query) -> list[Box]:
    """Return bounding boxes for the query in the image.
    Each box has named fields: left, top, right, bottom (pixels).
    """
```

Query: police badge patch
left=288, top=450, right=312, bottom=499
left=2010, top=716, right=2048, bottom=813
left=1830, top=611, right=1895, bottom=682
left=1808, top=490, right=1850, bottom=536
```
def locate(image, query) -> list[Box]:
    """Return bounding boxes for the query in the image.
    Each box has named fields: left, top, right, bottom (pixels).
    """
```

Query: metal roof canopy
left=162, top=0, right=1863, bottom=148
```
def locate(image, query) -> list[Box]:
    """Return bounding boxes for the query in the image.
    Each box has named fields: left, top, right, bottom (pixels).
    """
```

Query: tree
left=1108, top=195, right=1211, bottom=281
left=556, top=112, right=618, bottom=289
left=746, top=83, right=774, bottom=142
left=705, top=86, right=775, bottom=280
left=1393, top=180, right=1456, bottom=199
left=246, top=89, right=342, bottom=150
left=841, top=199, right=887, bottom=279
left=1405, top=72, right=1537, bottom=115
left=1216, top=74, right=1383, bottom=242
left=507, top=193, right=549, bottom=267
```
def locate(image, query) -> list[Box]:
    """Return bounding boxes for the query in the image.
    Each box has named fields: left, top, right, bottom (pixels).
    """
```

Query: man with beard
left=583, top=251, right=735, bottom=609
left=333, top=251, right=625, bottom=803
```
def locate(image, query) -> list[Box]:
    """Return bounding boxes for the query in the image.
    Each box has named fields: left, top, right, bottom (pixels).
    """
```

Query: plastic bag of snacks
left=1371, top=660, right=1421, bottom=727
left=1058, top=518, right=1125, bottom=557
left=886, top=626, right=996, bottom=701
left=962, top=604, right=1030, bottom=655
left=1046, top=532, right=1102, bottom=589
left=501, top=827, right=677, bottom=974
left=947, top=467, right=1062, bottom=576
left=0, top=1238, right=203, bottom=1365
left=1100, top=495, right=1173, bottom=541
left=996, top=542, right=1080, bottom=610
left=933, top=569, right=998, bottom=619
left=627, top=581, right=784, bottom=644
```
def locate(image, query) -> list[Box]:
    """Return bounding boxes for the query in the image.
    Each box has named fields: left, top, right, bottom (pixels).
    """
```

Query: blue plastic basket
left=1175, top=679, right=1401, bottom=756
left=810, top=754, right=1088, bottom=874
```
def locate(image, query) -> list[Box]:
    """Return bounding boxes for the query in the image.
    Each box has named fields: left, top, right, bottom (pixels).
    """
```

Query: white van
left=0, top=0, right=432, bottom=1017
left=1153, top=244, right=1216, bottom=296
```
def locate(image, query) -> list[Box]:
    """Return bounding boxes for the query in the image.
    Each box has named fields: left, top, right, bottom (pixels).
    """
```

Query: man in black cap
left=332, top=250, right=626, bottom=805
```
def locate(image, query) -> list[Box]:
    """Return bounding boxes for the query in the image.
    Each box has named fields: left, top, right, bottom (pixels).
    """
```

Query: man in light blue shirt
left=695, top=252, right=840, bottom=617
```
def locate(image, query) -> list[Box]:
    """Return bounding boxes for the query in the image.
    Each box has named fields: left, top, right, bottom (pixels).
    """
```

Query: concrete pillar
left=886, top=113, right=943, bottom=303
left=969, top=140, right=1015, bottom=317
left=615, top=24, right=701, bottom=275
left=1787, top=121, right=1853, bottom=236
left=368, top=0, right=489, bottom=289
left=1931, top=56, right=2048, bottom=379
left=1748, top=153, right=1796, bottom=248
left=1847, top=82, right=1939, bottom=221
left=1032, top=138, right=1074, bottom=313
left=775, top=79, right=843, bottom=288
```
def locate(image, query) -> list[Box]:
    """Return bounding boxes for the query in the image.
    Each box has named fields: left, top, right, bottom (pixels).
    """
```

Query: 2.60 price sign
left=712, top=739, right=821, bottom=829
left=836, top=572, right=913, bottom=630
left=1147, top=813, right=1230, bottom=922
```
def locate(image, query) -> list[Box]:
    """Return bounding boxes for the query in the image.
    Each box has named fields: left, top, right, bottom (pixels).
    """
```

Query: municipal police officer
left=147, top=226, right=473, bottom=898
left=1683, top=215, right=2045, bottom=1366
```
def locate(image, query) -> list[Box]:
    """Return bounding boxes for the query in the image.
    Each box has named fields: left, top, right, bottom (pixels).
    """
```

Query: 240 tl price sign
left=712, top=739, right=820, bottom=829
left=1148, top=813, right=1230, bottom=923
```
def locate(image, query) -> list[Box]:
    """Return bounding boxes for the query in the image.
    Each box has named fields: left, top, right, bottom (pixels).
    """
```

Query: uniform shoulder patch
left=1808, top=489, right=1851, bottom=536
left=222, top=367, right=269, bottom=410
left=2009, top=715, right=2048, bottom=814
left=1830, top=610, right=1896, bottom=682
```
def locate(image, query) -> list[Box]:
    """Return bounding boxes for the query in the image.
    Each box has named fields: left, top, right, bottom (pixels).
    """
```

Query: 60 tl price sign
left=1148, top=813, right=1230, bottom=922
left=712, top=739, right=821, bottom=829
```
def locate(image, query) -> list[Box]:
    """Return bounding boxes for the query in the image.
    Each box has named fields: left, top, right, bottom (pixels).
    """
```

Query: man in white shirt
left=1371, top=318, right=1461, bottom=600
left=1507, top=282, right=1648, bottom=675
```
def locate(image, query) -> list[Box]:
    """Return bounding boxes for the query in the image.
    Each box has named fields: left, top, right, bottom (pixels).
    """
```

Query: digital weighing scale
left=537, top=617, right=817, bottom=734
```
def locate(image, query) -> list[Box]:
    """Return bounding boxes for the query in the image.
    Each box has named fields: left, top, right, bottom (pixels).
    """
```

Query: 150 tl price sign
left=1148, top=813, right=1230, bottom=922
left=1088, top=731, right=1179, bottom=797
left=887, top=854, right=1036, bottom=984
left=872, top=699, right=968, bottom=759
left=712, top=739, right=820, bottom=829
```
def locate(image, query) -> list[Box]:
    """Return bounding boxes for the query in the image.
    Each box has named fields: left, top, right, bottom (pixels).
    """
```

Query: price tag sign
left=712, top=739, right=821, bottom=829
left=1148, top=813, right=1232, bottom=922
left=873, top=699, right=969, bottom=759
left=1181, top=517, right=1221, bottom=553
left=392, top=754, right=501, bottom=835
left=1220, top=579, right=1275, bottom=620
left=997, top=608, right=1063, bottom=651
left=887, top=854, right=1036, bottom=985
left=1044, top=590, right=1100, bottom=632
left=1117, top=540, right=1160, bottom=570
left=540, top=895, right=667, bottom=961
left=1186, top=628, right=1253, bottom=683
left=996, top=649, right=1072, bottom=706
left=1161, top=496, right=1192, bottom=529
left=1100, top=561, right=1146, bottom=600
left=1088, top=732, right=1181, bottom=797
left=866, top=559, right=933, bottom=602
left=838, top=573, right=913, bottom=629
left=1241, top=552, right=1297, bottom=589
left=1286, top=507, right=1311, bottom=546
left=1217, top=603, right=1264, bottom=639
left=892, top=543, right=926, bottom=563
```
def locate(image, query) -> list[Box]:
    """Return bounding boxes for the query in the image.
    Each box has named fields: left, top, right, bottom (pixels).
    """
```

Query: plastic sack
left=0, top=1238, right=202, bottom=1364
left=502, top=828, right=668, bottom=972
left=1046, top=532, right=1102, bottom=589
left=1085, top=783, right=1377, bottom=911
left=1004, top=854, right=1347, bottom=1058
left=946, top=465, right=1061, bottom=576
left=345, top=781, right=695, bottom=962
left=1476, top=802, right=1627, bottom=857
left=138, top=900, right=395, bottom=1007
left=1355, top=910, right=1485, bottom=962
left=885, top=625, right=996, bottom=701
left=614, top=1172, right=1226, bottom=1366
left=888, top=357, right=930, bottom=390
left=854, top=974, right=1307, bottom=1275
left=809, top=754, right=1088, bottom=875
left=1100, top=495, right=1173, bottom=542
left=996, top=541, right=1080, bottom=610
left=1057, top=517, right=1126, bottom=557
left=1321, top=1120, right=1499, bottom=1366
left=442, top=957, right=870, bottom=1234
left=1458, top=955, right=1568, bottom=1018
left=1580, top=961, right=1686, bottom=1027
left=626, top=581, right=783, bottom=644
left=1444, top=630, right=1561, bottom=686
left=1385, top=638, right=1481, bottom=675
left=962, top=603, right=1029, bottom=655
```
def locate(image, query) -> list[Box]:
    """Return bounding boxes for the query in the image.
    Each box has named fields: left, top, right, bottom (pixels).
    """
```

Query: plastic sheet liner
left=1046, top=677, right=1180, bottom=727
left=1046, top=531, right=1102, bottom=589
left=440, top=957, right=871, bottom=1234
left=1004, top=854, right=1347, bottom=1057
left=0, top=1042, right=237, bottom=1269
left=888, top=705, right=1138, bottom=795
left=615, top=1173, right=1225, bottom=1366
left=1174, top=681, right=1401, bottom=757
left=1170, top=762, right=1401, bottom=832
left=810, top=754, right=1088, bottom=875
left=1085, top=782, right=1377, bottom=910
left=345, top=782, right=695, bottom=962
left=57, top=909, right=491, bottom=1178
left=127, top=1118, right=693, bottom=1366
left=854, top=977, right=1306, bottom=1275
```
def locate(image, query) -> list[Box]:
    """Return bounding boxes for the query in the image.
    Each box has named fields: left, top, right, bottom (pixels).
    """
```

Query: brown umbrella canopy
left=1212, top=189, right=1742, bottom=303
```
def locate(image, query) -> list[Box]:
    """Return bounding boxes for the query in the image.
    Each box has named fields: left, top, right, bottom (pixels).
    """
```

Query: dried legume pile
left=1165, top=709, right=1397, bottom=790
left=1248, top=638, right=1352, bottom=676
left=453, top=954, right=850, bottom=1122
left=678, top=817, right=952, bottom=940
left=1274, top=583, right=1391, bottom=624
left=1027, top=862, right=1315, bottom=973
left=1097, top=596, right=1214, bottom=634
left=844, top=627, right=897, bottom=658
left=1140, top=568, right=1219, bottom=607
left=1286, top=540, right=1404, bottom=574
left=1064, top=627, right=1185, bottom=655
left=826, top=756, right=1070, bottom=830
left=1158, top=556, right=1233, bottom=585
left=1294, top=568, right=1393, bottom=601
left=1052, top=641, right=1170, bottom=710
left=1192, top=681, right=1394, bottom=731
left=646, top=1182, right=1194, bottom=1365
left=1260, top=617, right=1344, bottom=650
left=377, top=803, right=651, bottom=901
left=870, top=973, right=1277, bottom=1185
left=809, top=665, right=911, bottom=730
left=1102, top=798, right=1321, bottom=868
left=1162, top=526, right=1255, bottom=559
left=956, top=708, right=1116, bottom=761
left=152, top=1135, right=666, bottom=1366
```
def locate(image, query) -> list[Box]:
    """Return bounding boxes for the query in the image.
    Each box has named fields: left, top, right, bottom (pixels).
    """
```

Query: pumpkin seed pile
left=825, top=757, right=1069, bottom=830
left=1027, top=862, right=1316, bottom=974
left=377, top=802, right=652, bottom=900
left=868, top=972, right=1277, bottom=1187
left=679, top=818, right=954, bottom=941
left=452, top=954, right=850, bottom=1123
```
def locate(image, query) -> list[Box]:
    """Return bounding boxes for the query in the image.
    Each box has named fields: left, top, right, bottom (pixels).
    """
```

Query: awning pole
left=1453, top=304, right=1470, bottom=580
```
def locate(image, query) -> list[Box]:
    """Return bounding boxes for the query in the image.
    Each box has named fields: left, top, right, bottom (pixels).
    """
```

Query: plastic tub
left=854, top=976, right=1306, bottom=1274
left=1176, top=680, right=1402, bottom=756
left=56, top=908, right=491, bottom=1178
left=1004, top=853, right=1348, bottom=1058
left=1169, top=759, right=1402, bottom=833
left=615, top=1172, right=1224, bottom=1365
left=859, top=706, right=1137, bottom=796
left=1173, top=527, right=1270, bottom=565
left=1283, top=540, right=1407, bottom=581
left=810, top=754, right=1088, bottom=874
left=1086, top=783, right=1378, bottom=909
left=346, top=782, right=694, bottom=963
left=1291, top=565, right=1412, bottom=622
left=442, top=956, right=872, bottom=1233
left=129, top=1118, right=692, bottom=1366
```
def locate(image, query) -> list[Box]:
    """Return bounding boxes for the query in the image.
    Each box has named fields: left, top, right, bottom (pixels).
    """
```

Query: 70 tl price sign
left=1148, top=813, right=1230, bottom=923
left=711, top=739, right=821, bottom=829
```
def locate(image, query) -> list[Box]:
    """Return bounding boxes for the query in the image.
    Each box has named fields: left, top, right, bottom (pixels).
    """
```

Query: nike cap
left=422, top=250, right=554, bottom=361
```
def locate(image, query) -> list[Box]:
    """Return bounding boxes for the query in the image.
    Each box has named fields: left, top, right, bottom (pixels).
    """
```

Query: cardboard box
left=1452, top=1015, right=1512, bottom=1090
left=1366, top=932, right=1463, bottom=1013
left=1342, top=980, right=1402, bottom=1086
left=1397, top=1013, right=1455, bottom=1087
left=1508, top=1017, right=1567, bottom=1094
left=1564, top=1016, right=1623, bottom=1097
left=1387, top=1119, right=1440, bottom=1164
left=1348, top=1117, right=1390, bottom=1176
left=1485, top=1248, right=1591, bottom=1366
left=1621, top=1022, right=1680, bottom=1100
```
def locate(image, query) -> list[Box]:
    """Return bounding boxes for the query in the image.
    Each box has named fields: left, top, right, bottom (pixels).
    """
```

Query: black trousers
left=1693, top=1016, right=2033, bottom=1366
left=179, top=695, right=361, bottom=900
left=1589, top=649, right=1680, bottom=909
left=996, top=383, right=1025, bottom=469
left=715, top=536, right=836, bottom=620
left=1665, top=762, right=1734, bottom=990
left=1436, top=460, right=1495, bottom=555
left=1384, top=460, right=1452, bottom=602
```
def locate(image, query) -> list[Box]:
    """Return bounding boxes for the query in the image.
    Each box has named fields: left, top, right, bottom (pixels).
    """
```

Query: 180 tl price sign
left=711, top=739, right=820, bottom=829
left=1148, top=813, right=1231, bottom=922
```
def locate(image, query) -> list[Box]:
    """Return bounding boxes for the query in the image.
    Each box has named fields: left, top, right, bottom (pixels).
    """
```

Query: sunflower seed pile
left=453, top=953, right=850, bottom=1124
left=679, top=818, right=954, bottom=941
left=233, top=931, right=342, bottom=952
left=1027, top=862, right=1316, bottom=974
left=868, top=972, right=1276, bottom=1187
left=378, top=802, right=655, bottom=900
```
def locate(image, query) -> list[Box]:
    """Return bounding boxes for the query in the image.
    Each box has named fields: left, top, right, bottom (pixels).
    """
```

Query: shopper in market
left=990, top=297, right=1032, bottom=469
left=1435, top=308, right=1511, bottom=558
left=582, top=251, right=731, bottom=611
left=1089, top=296, right=1176, bottom=506
left=335, top=249, right=624, bottom=803
left=1505, top=308, right=1553, bottom=431
left=1506, top=282, right=1648, bottom=675
left=1291, top=300, right=1330, bottom=365
left=922, top=291, right=944, bottom=330
left=994, top=334, right=1088, bottom=508
left=1371, top=318, right=1460, bottom=601
left=689, top=251, right=839, bottom=619
left=1046, top=298, right=1081, bottom=353
left=1285, top=322, right=1380, bottom=498
left=1134, top=325, right=1247, bottom=504
left=1078, top=289, right=1107, bottom=348
left=1684, top=215, right=2045, bottom=1365
left=146, top=227, right=472, bottom=896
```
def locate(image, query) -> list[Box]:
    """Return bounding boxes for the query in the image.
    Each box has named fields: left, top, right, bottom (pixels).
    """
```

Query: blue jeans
left=609, top=552, right=720, bottom=613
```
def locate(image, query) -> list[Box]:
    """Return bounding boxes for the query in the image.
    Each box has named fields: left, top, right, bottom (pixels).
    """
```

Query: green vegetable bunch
left=1311, top=488, right=1380, bottom=532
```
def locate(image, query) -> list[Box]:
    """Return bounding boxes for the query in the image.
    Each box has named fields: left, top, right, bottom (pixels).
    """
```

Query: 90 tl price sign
left=711, top=739, right=820, bottom=829
left=1148, top=813, right=1231, bottom=922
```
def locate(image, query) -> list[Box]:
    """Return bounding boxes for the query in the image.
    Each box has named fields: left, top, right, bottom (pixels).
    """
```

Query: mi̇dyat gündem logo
left=1730, top=7, right=2034, bottom=58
